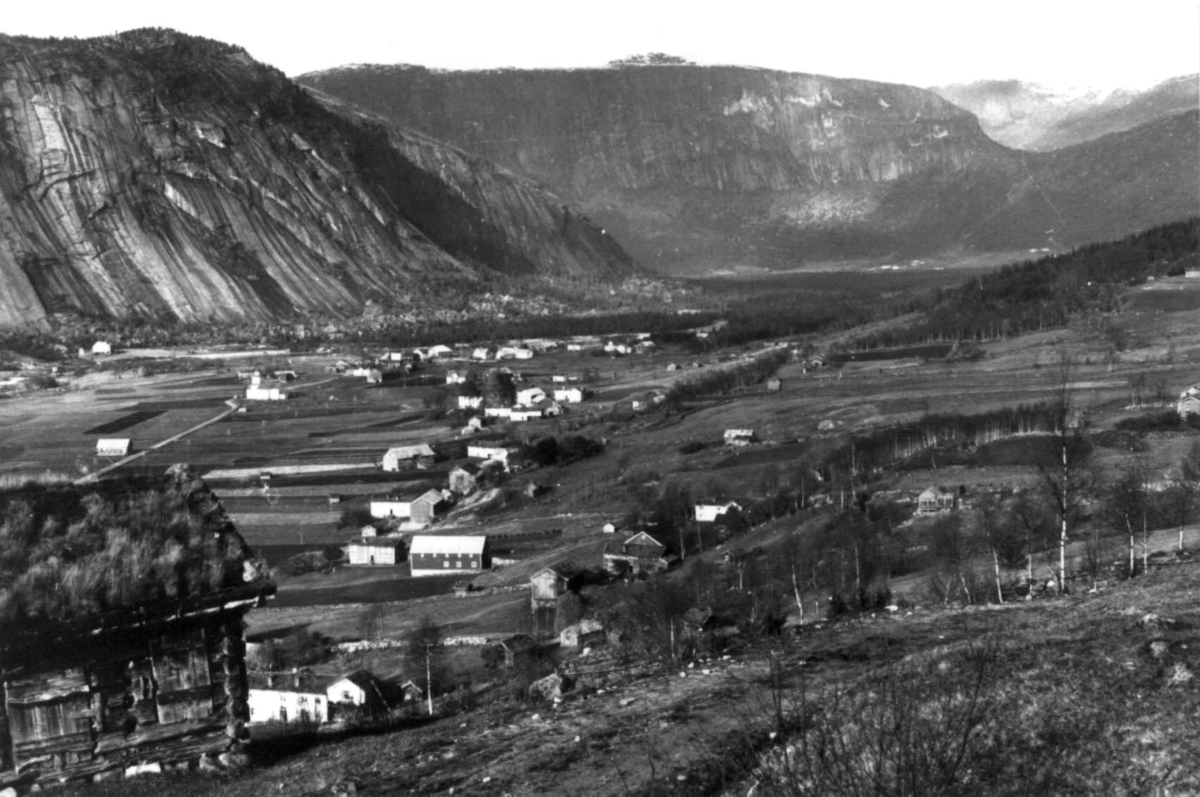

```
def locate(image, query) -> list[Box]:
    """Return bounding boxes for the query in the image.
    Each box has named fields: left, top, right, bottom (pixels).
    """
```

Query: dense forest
left=0, top=468, right=267, bottom=631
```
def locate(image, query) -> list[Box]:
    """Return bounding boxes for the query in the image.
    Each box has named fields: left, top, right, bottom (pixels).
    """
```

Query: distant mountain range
left=0, top=30, right=634, bottom=327
left=932, top=75, right=1199, bottom=151
left=299, top=64, right=1198, bottom=274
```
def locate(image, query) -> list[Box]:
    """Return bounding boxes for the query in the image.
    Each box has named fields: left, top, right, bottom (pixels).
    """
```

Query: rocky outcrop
left=0, top=30, right=635, bottom=328
left=300, top=64, right=1198, bottom=272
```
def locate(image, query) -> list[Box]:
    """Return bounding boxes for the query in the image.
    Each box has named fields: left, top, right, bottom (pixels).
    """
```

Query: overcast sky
left=4, top=0, right=1197, bottom=89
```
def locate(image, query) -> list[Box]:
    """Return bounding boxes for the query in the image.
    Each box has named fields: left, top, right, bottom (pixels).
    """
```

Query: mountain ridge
left=932, top=74, right=1199, bottom=151
left=297, top=63, right=1198, bottom=273
left=0, top=29, right=636, bottom=328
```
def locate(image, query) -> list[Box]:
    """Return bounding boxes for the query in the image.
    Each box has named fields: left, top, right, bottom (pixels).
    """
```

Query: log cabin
left=0, top=465, right=275, bottom=789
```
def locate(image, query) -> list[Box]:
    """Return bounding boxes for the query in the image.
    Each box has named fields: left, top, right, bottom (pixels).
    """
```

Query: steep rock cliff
left=0, top=31, right=634, bottom=327
left=300, top=64, right=1197, bottom=272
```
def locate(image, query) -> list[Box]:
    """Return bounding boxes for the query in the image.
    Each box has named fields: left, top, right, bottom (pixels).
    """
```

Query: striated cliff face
left=0, top=31, right=634, bottom=328
left=301, top=64, right=1197, bottom=272
left=302, top=65, right=998, bottom=194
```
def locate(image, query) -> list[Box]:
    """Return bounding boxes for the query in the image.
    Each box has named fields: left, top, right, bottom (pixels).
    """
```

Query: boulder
left=529, top=672, right=573, bottom=702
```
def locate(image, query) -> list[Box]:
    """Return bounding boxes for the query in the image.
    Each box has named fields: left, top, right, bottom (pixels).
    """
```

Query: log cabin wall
left=1, top=607, right=252, bottom=785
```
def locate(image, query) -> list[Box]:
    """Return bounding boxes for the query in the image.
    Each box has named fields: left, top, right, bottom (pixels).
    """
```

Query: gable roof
left=624, top=531, right=665, bottom=549
left=385, top=444, right=435, bottom=459
left=328, top=669, right=382, bottom=692
left=413, top=489, right=444, bottom=505
left=409, top=535, right=487, bottom=555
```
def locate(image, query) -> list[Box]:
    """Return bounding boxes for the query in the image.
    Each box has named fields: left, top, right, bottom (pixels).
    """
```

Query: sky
left=3, top=0, right=1197, bottom=89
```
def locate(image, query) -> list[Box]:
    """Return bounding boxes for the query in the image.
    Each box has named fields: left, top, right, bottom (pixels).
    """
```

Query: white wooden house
left=458, top=395, right=484, bottom=410
left=382, top=444, right=436, bottom=471
left=1178, top=385, right=1200, bottom=417
left=916, top=487, right=957, bottom=515
left=554, top=387, right=584, bottom=403
left=369, top=498, right=411, bottom=519
left=446, top=371, right=468, bottom=385
left=472, top=348, right=494, bottom=361
left=468, top=445, right=513, bottom=466
left=246, top=384, right=288, bottom=401
left=724, top=429, right=757, bottom=446
left=91, top=341, right=112, bottom=355
left=248, top=672, right=329, bottom=725
left=516, top=387, right=547, bottom=407
left=95, top=438, right=131, bottom=457
left=426, top=344, right=453, bottom=359
left=346, top=537, right=404, bottom=565
left=695, top=501, right=741, bottom=523
left=326, top=670, right=389, bottom=714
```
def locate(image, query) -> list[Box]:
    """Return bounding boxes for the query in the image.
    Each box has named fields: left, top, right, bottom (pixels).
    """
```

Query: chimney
left=292, top=667, right=300, bottom=689
left=266, top=673, right=275, bottom=688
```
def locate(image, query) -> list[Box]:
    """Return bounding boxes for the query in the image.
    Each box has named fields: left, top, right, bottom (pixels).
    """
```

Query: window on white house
left=443, top=561, right=449, bottom=568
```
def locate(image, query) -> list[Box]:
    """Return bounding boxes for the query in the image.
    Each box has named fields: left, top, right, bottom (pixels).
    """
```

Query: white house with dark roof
left=409, top=535, right=490, bottom=576
left=382, top=444, right=436, bottom=471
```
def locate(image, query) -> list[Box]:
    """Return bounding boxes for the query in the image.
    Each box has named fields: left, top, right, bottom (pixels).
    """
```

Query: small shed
left=553, top=387, right=584, bottom=403
left=410, top=489, right=445, bottom=525
left=529, top=563, right=582, bottom=609
left=494, top=634, right=537, bottom=668
left=602, top=522, right=617, bottom=534
left=90, top=341, right=112, bottom=356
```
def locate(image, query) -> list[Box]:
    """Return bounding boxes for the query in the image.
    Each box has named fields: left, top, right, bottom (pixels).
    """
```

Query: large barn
left=408, top=535, right=490, bottom=577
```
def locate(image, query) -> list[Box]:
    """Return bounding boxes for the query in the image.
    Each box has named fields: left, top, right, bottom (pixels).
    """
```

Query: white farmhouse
left=382, top=444, right=435, bottom=471
left=248, top=672, right=328, bottom=725
left=516, top=387, right=547, bottom=407
left=369, top=498, right=411, bottom=519
left=554, top=387, right=584, bottom=403
left=91, top=341, right=112, bottom=356
left=95, top=439, right=131, bottom=457
left=468, top=445, right=512, bottom=466
left=695, top=501, right=742, bottom=523
left=246, top=384, right=288, bottom=401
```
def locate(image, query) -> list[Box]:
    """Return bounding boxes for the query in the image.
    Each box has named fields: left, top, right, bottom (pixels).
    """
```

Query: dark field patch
left=131, top=398, right=226, bottom=411
left=272, top=574, right=459, bottom=606
left=94, top=386, right=136, bottom=395
left=84, top=410, right=164, bottom=435
left=161, top=376, right=240, bottom=389
left=1123, top=289, right=1200, bottom=313
left=839, top=344, right=953, bottom=362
